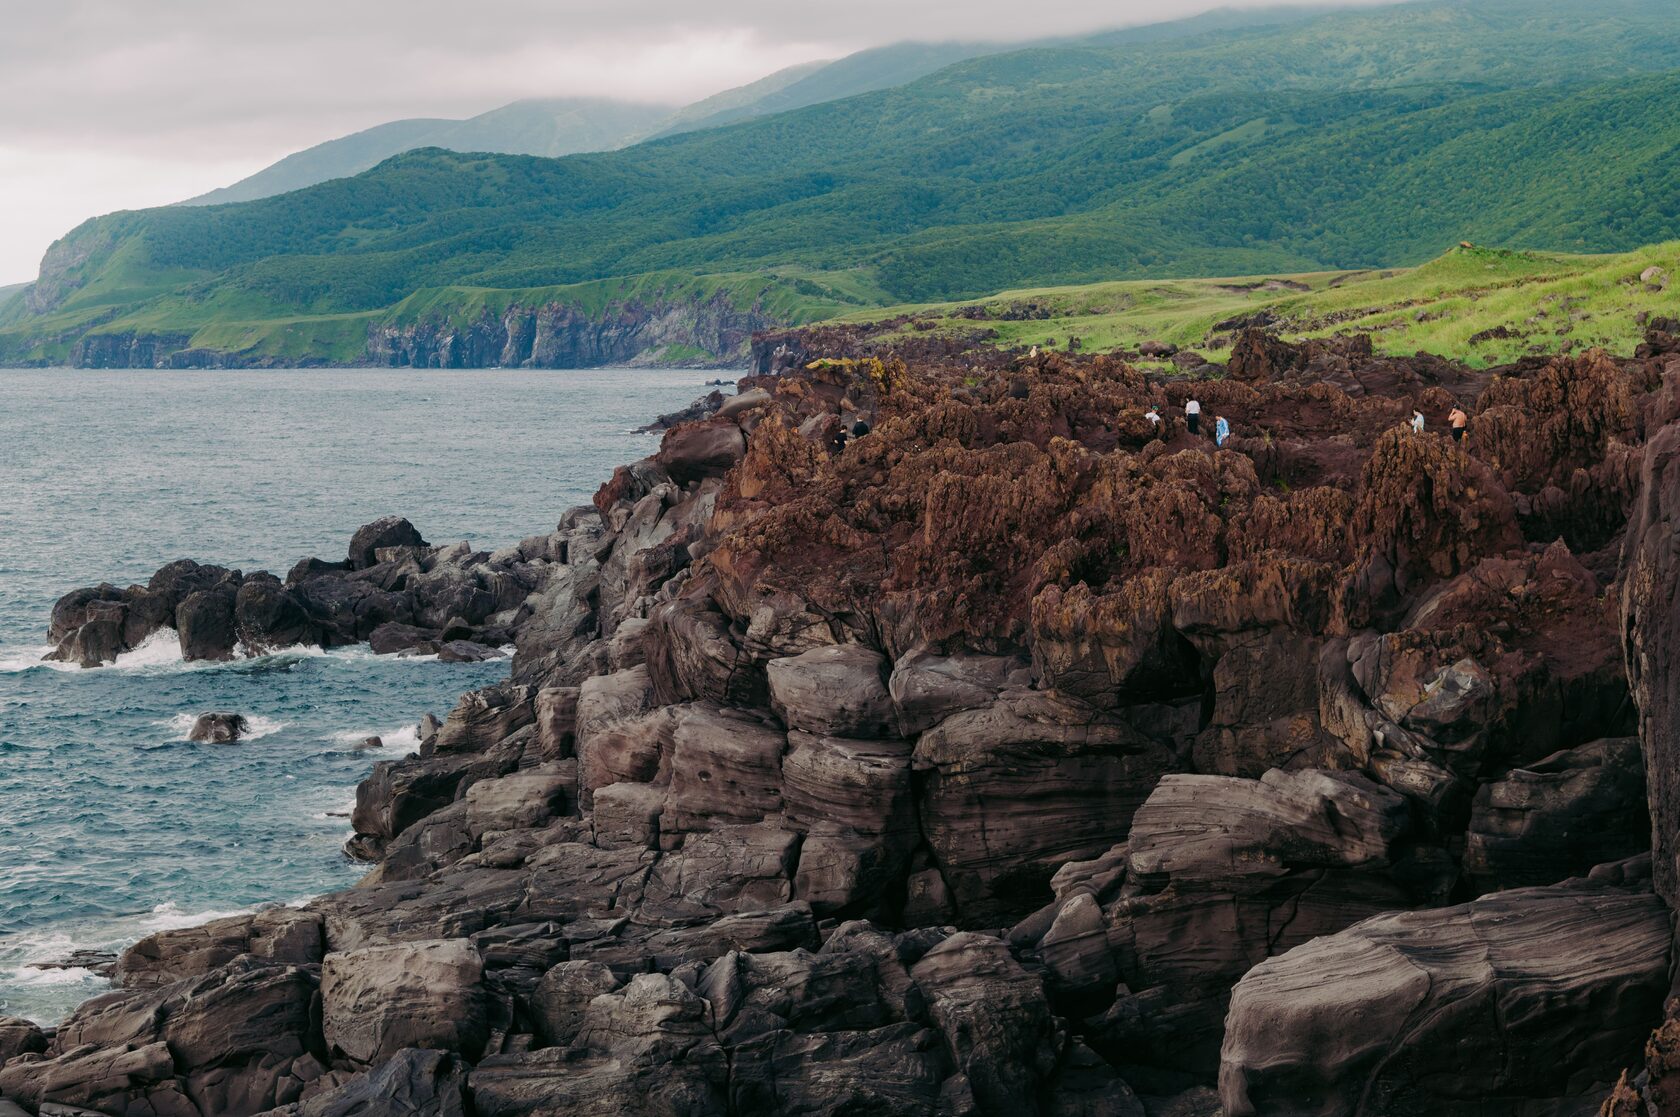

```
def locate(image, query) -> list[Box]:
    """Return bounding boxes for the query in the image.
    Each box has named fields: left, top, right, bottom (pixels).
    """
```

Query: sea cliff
left=56, top=291, right=770, bottom=371
left=7, top=324, right=1680, bottom=1116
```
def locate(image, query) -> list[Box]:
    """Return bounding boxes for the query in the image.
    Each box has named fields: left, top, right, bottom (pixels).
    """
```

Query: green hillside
left=842, top=242, right=1680, bottom=368
left=6, top=0, right=1679, bottom=367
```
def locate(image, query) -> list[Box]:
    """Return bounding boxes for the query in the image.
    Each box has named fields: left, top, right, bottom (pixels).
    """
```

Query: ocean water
left=0, top=366, right=715, bottom=1023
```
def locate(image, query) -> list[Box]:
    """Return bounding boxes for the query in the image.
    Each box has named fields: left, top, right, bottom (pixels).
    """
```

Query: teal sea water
left=0, top=366, right=713, bottom=1023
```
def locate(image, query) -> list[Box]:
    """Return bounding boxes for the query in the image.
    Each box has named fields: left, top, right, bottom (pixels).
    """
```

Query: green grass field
left=841, top=242, right=1680, bottom=367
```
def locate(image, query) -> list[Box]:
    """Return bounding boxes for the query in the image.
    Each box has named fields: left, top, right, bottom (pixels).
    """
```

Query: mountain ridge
left=7, top=0, right=1679, bottom=368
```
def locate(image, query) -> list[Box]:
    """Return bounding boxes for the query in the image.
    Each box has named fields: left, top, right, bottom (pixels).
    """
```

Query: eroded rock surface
left=19, top=329, right=1680, bottom=1116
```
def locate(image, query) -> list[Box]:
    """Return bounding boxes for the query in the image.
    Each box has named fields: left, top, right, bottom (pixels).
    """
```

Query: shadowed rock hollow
left=10, top=324, right=1680, bottom=1116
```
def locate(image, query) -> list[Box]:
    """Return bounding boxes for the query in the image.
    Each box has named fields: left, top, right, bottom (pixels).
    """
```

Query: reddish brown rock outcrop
left=20, top=328, right=1680, bottom=1117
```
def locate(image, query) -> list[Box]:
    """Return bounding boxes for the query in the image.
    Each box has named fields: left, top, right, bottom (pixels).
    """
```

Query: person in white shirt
left=1411, top=409, right=1425, bottom=435
left=1185, top=397, right=1202, bottom=436
left=1145, top=406, right=1161, bottom=426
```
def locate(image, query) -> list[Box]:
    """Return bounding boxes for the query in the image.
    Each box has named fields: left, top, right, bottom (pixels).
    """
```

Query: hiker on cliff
left=1448, top=405, right=1469, bottom=444
left=1145, top=405, right=1161, bottom=427
left=1185, top=397, right=1202, bottom=436
left=1411, top=409, right=1425, bottom=435
left=1215, top=415, right=1231, bottom=447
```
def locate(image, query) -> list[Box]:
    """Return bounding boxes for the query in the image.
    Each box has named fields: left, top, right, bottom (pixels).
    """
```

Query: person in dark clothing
left=1185, top=397, right=1202, bottom=436
left=852, top=420, right=871, bottom=438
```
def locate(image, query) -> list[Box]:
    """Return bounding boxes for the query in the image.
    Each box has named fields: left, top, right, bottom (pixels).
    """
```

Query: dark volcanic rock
left=262, top=1048, right=470, bottom=1117
left=1463, top=738, right=1648, bottom=892
left=236, top=574, right=318, bottom=653
left=0, top=1015, right=46, bottom=1063
left=32, top=330, right=1680, bottom=1117
left=188, top=711, right=250, bottom=743
left=177, top=584, right=241, bottom=660
left=322, top=939, right=489, bottom=1065
left=348, top=516, right=426, bottom=570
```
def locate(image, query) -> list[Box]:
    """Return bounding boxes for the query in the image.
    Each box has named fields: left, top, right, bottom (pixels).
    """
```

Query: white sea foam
left=111, top=629, right=186, bottom=669
left=136, top=900, right=254, bottom=934
left=6, top=964, right=99, bottom=987
left=329, top=722, right=422, bottom=753
left=0, top=644, right=77, bottom=673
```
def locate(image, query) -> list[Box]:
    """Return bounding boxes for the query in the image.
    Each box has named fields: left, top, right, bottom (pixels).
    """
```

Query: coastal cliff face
left=9, top=326, right=1680, bottom=1117
left=45, top=290, right=771, bottom=370
left=368, top=291, right=772, bottom=370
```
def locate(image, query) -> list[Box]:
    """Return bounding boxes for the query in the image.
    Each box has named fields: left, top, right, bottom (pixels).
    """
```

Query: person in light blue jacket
left=1215, top=415, right=1231, bottom=446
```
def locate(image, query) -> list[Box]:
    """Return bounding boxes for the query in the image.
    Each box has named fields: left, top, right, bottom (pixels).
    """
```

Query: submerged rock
left=188, top=711, right=249, bottom=743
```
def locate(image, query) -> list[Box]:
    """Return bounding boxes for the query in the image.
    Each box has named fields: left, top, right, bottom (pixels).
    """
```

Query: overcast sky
left=0, top=0, right=1377, bottom=284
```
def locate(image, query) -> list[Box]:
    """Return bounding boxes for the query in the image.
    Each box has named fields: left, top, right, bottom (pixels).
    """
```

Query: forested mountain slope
left=6, top=0, right=1677, bottom=368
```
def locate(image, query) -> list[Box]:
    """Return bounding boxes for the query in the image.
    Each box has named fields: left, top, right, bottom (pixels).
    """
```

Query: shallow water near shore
left=0, top=366, right=717, bottom=1022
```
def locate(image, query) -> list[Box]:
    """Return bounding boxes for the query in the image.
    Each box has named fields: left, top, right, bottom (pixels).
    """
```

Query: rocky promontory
left=9, top=324, right=1680, bottom=1116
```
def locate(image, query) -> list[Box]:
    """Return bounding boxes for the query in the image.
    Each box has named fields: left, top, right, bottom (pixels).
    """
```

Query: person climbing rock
left=1145, top=405, right=1161, bottom=427
left=851, top=420, right=871, bottom=439
left=1215, top=414, right=1231, bottom=447
left=1185, top=396, right=1202, bottom=436
left=1412, top=409, right=1425, bottom=435
left=1448, top=404, right=1469, bottom=444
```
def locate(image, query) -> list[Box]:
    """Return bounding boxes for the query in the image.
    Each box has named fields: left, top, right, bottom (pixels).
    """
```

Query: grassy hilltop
left=844, top=242, right=1680, bottom=367
left=3, top=0, right=1679, bottom=366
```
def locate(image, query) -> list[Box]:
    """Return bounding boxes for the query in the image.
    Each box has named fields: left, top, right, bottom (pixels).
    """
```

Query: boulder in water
left=188, top=712, right=249, bottom=743
left=347, top=516, right=427, bottom=570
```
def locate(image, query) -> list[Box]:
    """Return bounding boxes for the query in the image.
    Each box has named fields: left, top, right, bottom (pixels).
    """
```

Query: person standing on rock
left=1448, top=404, right=1469, bottom=444
left=1411, top=409, right=1425, bottom=435
left=1185, top=397, right=1202, bottom=436
left=1215, top=414, right=1231, bottom=446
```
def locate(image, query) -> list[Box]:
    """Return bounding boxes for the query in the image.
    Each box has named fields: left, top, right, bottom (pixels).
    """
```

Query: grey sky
left=0, top=0, right=1381, bottom=284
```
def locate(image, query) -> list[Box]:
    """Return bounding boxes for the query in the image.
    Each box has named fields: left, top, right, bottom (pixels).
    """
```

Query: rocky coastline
left=54, top=292, right=771, bottom=371
left=6, top=323, right=1680, bottom=1116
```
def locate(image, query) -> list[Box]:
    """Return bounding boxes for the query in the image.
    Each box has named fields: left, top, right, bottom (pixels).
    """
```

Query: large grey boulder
left=348, top=516, right=426, bottom=570
left=115, top=908, right=322, bottom=988
left=659, top=706, right=787, bottom=839
left=697, top=947, right=893, bottom=1045
left=574, top=665, right=669, bottom=805
left=321, top=939, right=489, bottom=1065
left=177, top=584, right=240, bottom=661
left=0, top=1015, right=46, bottom=1062
left=1219, top=882, right=1671, bottom=1116
left=1126, top=769, right=1410, bottom=885
left=9, top=958, right=321, bottom=1114
left=888, top=648, right=1026, bottom=735
left=0, top=1041, right=176, bottom=1112
left=1081, top=770, right=1413, bottom=1071
left=782, top=732, right=917, bottom=915
left=430, top=682, right=538, bottom=756
left=768, top=644, right=896, bottom=738
left=727, top=1024, right=949, bottom=1116
left=531, top=960, right=622, bottom=1046
left=463, top=762, right=577, bottom=838
left=912, top=689, right=1179, bottom=922
left=1463, top=737, right=1648, bottom=892
left=911, top=932, right=1060, bottom=1115
left=259, top=1049, right=469, bottom=1117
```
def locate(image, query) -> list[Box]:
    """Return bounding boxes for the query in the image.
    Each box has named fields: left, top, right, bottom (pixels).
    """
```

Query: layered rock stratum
left=10, top=323, right=1680, bottom=1116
